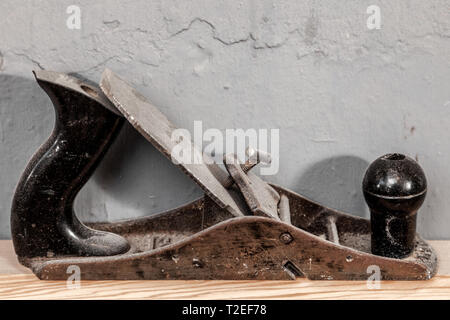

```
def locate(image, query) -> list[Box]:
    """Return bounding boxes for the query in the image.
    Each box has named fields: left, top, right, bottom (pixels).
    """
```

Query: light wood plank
left=431, top=240, right=450, bottom=275
left=1, top=240, right=449, bottom=300
left=1, top=274, right=450, bottom=300
left=0, top=240, right=31, bottom=274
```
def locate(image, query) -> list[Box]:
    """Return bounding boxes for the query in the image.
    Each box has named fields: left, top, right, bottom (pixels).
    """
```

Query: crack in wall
left=169, top=17, right=251, bottom=46
left=166, top=15, right=449, bottom=57
left=11, top=51, right=44, bottom=70
left=168, top=17, right=300, bottom=50
left=73, top=55, right=120, bottom=73
left=9, top=50, right=124, bottom=75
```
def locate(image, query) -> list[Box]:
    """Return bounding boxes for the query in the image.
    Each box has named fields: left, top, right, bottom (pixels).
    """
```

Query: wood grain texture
left=1, top=240, right=449, bottom=300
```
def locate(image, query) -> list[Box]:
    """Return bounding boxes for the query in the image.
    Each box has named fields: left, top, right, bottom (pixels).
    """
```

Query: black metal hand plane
left=11, top=71, right=130, bottom=261
left=10, top=69, right=437, bottom=281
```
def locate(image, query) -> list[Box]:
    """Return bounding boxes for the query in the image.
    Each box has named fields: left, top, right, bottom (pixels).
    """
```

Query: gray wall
left=1, top=1, right=449, bottom=239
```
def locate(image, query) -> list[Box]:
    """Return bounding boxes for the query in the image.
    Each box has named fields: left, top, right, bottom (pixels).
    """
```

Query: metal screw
left=192, top=258, right=204, bottom=268
left=280, top=232, right=293, bottom=244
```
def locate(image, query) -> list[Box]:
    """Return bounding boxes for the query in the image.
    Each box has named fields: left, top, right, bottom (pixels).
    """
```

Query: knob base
left=370, top=209, right=418, bottom=259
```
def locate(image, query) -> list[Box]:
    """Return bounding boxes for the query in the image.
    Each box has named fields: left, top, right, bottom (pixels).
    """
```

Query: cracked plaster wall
left=0, top=0, right=449, bottom=239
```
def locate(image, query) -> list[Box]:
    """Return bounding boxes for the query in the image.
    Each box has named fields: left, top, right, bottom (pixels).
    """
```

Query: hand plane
left=10, top=69, right=437, bottom=280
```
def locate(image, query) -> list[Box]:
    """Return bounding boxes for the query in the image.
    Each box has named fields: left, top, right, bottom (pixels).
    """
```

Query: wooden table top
left=0, top=240, right=449, bottom=300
